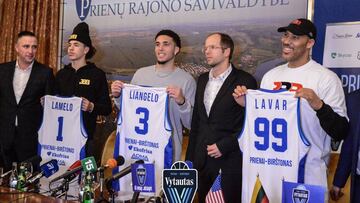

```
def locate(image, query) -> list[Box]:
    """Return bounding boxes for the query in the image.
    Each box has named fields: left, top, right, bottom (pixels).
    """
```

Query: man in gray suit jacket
left=0, top=31, right=54, bottom=171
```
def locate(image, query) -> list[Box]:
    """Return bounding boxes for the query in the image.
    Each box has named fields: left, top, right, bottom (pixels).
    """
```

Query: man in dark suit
left=331, top=89, right=360, bottom=203
left=185, top=33, right=257, bottom=203
left=0, top=31, right=54, bottom=171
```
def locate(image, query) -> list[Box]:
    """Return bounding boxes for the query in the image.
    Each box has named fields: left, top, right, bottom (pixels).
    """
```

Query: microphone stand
left=61, top=179, right=70, bottom=200
left=96, top=167, right=109, bottom=203
left=130, top=191, right=140, bottom=203
left=105, top=178, right=116, bottom=203
left=51, top=177, right=71, bottom=200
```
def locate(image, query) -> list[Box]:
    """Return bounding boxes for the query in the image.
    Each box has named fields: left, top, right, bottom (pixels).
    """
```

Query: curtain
left=0, top=0, right=3, bottom=23
left=0, top=0, right=60, bottom=72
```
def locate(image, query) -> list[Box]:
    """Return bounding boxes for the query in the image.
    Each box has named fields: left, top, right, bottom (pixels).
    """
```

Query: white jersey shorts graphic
left=113, top=84, right=172, bottom=195
left=238, top=89, right=310, bottom=202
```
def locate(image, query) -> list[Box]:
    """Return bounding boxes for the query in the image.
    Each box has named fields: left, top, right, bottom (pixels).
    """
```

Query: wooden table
left=0, top=186, right=77, bottom=203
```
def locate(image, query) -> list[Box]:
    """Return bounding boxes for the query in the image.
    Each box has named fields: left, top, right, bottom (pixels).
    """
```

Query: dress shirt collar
left=208, top=65, right=232, bottom=81
left=15, top=60, right=34, bottom=72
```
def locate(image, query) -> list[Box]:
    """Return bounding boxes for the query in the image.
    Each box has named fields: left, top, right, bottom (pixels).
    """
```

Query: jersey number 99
left=254, top=117, right=287, bottom=152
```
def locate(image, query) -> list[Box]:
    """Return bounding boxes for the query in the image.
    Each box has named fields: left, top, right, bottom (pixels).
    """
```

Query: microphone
left=98, top=156, right=125, bottom=171
left=96, top=156, right=125, bottom=200
left=108, top=159, right=144, bottom=181
left=50, top=160, right=82, bottom=183
left=26, top=159, right=59, bottom=185
left=81, top=156, right=98, bottom=172
left=50, top=156, right=97, bottom=183
left=105, top=159, right=144, bottom=193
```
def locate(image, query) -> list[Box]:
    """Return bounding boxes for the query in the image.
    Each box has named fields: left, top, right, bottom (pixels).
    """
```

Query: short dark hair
left=208, top=32, right=235, bottom=60
left=17, top=31, right=36, bottom=41
left=155, top=30, right=181, bottom=48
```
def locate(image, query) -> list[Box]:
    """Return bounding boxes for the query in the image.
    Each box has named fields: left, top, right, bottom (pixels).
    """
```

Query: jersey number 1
left=56, top=116, right=64, bottom=141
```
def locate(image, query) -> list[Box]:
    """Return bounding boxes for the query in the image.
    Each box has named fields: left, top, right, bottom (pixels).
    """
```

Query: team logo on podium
left=76, top=0, right=91, bottom=21
left=292, top=185, right=309, bottom=203
left=136, top=164, right=146, bottom=186
left=162, top=161, right=198, bottom=203
left=131, top=163, right=155, bottom=193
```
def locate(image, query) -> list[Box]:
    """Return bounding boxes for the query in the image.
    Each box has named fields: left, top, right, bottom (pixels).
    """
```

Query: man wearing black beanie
left=55, top=22, right=112, bottom=157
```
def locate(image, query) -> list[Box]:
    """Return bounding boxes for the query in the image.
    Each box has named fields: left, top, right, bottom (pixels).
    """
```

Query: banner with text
left=62, top=0, right=308, bottom=79
left=323, top=22, right=360, bottom=94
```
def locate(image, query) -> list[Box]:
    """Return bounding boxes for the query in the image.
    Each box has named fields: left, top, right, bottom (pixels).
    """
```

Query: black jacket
left=0, top=60, right=54, bottom=148
left=55, top=63, right=112, bottom=139
left=333, top=90, right=360, bottom=202
left=186, top=67, right=257, bottom=173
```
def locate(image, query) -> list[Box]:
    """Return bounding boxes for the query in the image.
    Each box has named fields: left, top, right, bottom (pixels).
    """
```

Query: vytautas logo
left=163, top=161, right=197, bottom=203
left=292, top=185, right=310, bottom=203
left=76, top=0, right=91, bottom=21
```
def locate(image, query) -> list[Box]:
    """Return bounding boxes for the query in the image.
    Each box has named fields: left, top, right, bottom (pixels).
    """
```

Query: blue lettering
left=51, top=101, right=73, bottom=111
left=129, top=90, right=159, bottom=102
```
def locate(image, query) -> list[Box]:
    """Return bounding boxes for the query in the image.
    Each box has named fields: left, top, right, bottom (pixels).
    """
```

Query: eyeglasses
left=202, top=45, right=225, bottom=53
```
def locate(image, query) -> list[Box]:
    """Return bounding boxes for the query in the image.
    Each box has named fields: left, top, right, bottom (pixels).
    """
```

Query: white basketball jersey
left=38, top=95, right=87, bottom=180
left=238, top=89, right=310, bottom=202
left=114, top=84, right=172, bottom=195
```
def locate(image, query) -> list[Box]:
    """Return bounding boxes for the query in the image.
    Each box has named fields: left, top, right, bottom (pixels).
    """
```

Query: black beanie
left=68, top=22, right=92, bottom=47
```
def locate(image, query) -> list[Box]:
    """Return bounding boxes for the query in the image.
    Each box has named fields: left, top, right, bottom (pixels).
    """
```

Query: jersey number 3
left=135, top=107, right=149, bottom=135
left=254, top=117, right=287, bottom=152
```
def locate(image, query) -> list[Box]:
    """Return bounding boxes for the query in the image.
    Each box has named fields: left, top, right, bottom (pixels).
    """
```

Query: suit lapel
left=209, top=68, right=236, bottom=116
left=199, top=73, right=210, bottom=119
left=7, top=62, right=18, bottom=105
